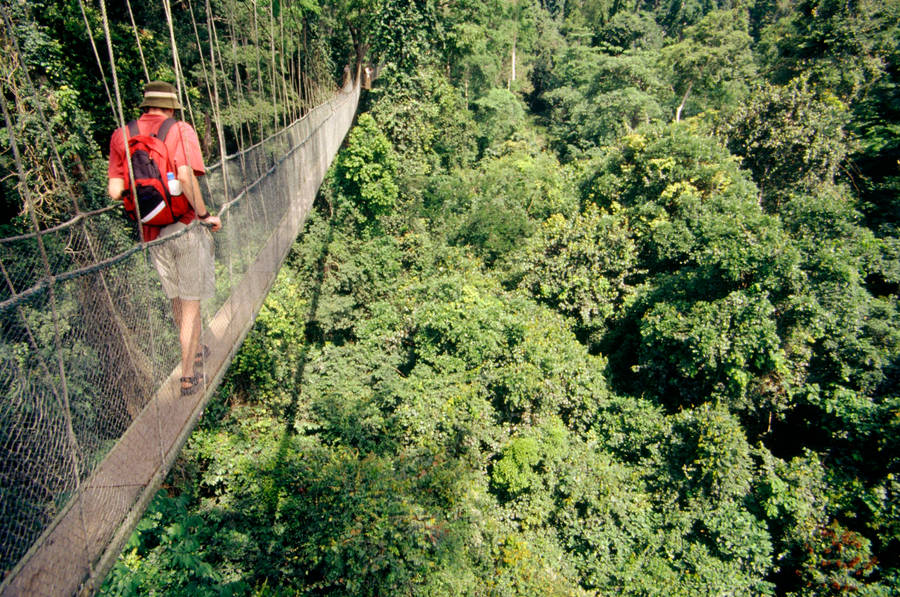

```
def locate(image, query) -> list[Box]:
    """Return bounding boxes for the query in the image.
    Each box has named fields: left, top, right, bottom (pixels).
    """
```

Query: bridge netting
left=0, top=1, right=362, bottom=594
left=0, top=82, right=360, bottom=595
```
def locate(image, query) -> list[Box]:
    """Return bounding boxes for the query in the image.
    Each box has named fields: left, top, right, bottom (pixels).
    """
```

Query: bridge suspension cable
left=0, top=2, right=361, bottom=594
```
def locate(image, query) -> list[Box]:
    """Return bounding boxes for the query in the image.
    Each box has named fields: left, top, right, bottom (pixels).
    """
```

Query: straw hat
left=139, top=81, right=182, bottom=110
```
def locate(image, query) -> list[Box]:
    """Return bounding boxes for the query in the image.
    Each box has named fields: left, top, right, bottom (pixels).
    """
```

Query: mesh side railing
left=0, top=81, right=359, bottom=597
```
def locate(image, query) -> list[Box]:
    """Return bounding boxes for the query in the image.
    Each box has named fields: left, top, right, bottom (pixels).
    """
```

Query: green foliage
left=570, top=121, right=900, bottom=467
left=103, top=408, right=480, bottom=595
left=101, top=490, right=243, bottom=595
left=660, top=9, right=757, bottom=119
left=442, top=0, right=539, bottom=98
left=714, top=76, right=853, bottom=207
left=512, top=425, right=657, bottom=591
left=369, top=0, right=437, bottom=72
left=843, top=0, right=900, bottom=236
left=776, top=187, right=899, bottom=398
left=99, top=0, right=900, bottom=594
left=765, top=0, right=897, bottom=102
left=484, top=535, right=592, bottom=597
left=366, top=66, right=477, bottom=176
left=653, top=0, right=727, bottom=34
left=596, top=11, right=664, bottom=52
left=441, top=140, right=577, bottom=264
left=543, top=46, right=666, bottom=158
left=226, top=269, right=308, bottom=404
left=754, top=448, right=828, bottom=572
left=582, top=125, right=789, bottom=282
left=454, top=195, right=532, bottom=265
left=662, top=404, right=755, bottom=504
left=472, top=88, right=526, bottom=154
left=641, top=405, right=775, bottom=594
left=332, top=112, right=399, bottom=231
left=492, top=434, right=542, bottom=495
left=638, top=290, right=785, bottom=410
left=519, top=203, right=640, bottom=334
left=411, top=280, right=521, bottom=370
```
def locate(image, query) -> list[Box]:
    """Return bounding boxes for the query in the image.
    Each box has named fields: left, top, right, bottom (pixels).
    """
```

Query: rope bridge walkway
left=0, top=68, right=360, bottom=597
left=0, top=0, right=370, bottom=584
left=1, top=0, right=364, bottom=593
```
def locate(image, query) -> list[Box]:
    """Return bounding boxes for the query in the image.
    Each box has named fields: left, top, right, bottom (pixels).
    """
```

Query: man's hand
left=199, top=214, right=222, bottom=231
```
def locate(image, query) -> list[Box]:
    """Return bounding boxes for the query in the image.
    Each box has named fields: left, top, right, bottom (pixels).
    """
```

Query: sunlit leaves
left=520, top=203, right=640, bottom=334
left=333, top=112, right=399, bottom=230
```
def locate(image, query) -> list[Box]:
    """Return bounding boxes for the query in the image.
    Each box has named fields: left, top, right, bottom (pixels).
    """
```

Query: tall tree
left=661, top=9, right=756, bottom=121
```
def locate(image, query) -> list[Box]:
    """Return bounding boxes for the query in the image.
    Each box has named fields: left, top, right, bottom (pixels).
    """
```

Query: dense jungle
left=2, top=0, right=899, bottom=594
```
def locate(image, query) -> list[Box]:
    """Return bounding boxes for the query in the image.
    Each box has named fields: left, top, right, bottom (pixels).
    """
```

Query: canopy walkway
left=0, top=59, right=360, bottom=597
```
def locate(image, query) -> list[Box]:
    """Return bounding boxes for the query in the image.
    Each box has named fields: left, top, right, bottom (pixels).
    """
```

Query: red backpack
left=121, top=118, right=191, bottom=226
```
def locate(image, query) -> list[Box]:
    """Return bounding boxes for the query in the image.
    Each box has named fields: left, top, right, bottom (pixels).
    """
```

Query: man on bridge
left=107, top=80, right=222, bottom=396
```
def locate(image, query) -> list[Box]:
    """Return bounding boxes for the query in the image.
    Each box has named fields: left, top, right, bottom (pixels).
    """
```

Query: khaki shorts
left=149, top=222, right=215, bottom=301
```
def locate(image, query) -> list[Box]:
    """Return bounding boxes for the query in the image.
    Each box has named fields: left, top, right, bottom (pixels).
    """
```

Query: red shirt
left=108, top=113, right=206, bottom=241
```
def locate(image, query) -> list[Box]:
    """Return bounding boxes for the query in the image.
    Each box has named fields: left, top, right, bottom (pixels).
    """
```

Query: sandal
left=194, top=344, right=211, bottom=370
left=180, top=374, right=202, bottom=396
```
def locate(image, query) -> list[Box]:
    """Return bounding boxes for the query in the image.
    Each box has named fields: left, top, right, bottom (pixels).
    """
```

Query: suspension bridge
left=0, top=2, right=363, bottom=594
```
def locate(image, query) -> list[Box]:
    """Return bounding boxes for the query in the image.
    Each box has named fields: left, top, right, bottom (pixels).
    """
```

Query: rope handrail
left=0, top=88, right=352, bottom=247
left=0, top=206, right=118, bottom=245
left=0, top=88, right=355, bottom=312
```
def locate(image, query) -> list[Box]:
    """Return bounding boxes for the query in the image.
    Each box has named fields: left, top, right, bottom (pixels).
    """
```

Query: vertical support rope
left=186, top=0, right=214, bottom=135
left=204, top=0, right=231, bottom=212
left=267, top=0, right=280, bottom=130
left=278, top=4, right=294, bottom=124
left=125, top=0, right=150, bottom=82
left=250, top=0, right=265, bottom=142
left=1, top=4, right=150, bottom=389
left=99, top=0, right=145, bottom=245
left=76, top=0, right=116, bottom=121
left=301, top=18, right=309, bottom=115
left=219, top=1, right=245, bottom=289
left=0, top=85, right=91, bottom=584
left=162, top=0, right=198, bottom=130
left=204, top=0, right=241, bottom=328
left=226, top=10, right=252, bottom=162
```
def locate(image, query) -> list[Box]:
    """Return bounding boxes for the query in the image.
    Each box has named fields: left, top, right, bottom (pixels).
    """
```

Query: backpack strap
left=125, top=118, right=176, bottom=140
left=156, top=118, right=177, bottom=142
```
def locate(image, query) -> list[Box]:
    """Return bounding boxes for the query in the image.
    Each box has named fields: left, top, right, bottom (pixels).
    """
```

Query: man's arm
left=177, top=164, right=221, bottom=231
left=108, top=177, right=125, bottom=201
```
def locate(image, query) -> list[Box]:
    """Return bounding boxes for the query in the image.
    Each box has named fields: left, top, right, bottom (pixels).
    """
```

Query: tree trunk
left=510, top=31, right=517, bottom=88
left=675, top=80, right=693, bottom=122
left=509, top=0, right=518, bottom=89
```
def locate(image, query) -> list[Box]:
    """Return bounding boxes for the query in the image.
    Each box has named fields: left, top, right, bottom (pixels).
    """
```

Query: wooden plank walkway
left=1, top=83, right=358, bottom=597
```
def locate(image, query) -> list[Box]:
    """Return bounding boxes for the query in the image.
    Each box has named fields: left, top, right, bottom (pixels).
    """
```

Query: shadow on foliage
left=265, top=208, right=336, bottom=523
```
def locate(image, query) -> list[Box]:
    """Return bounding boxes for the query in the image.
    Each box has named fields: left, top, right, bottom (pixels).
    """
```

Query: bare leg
left=173, top=298, right=202, bottom=389
left=172, top=298, right=183, bottom=330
